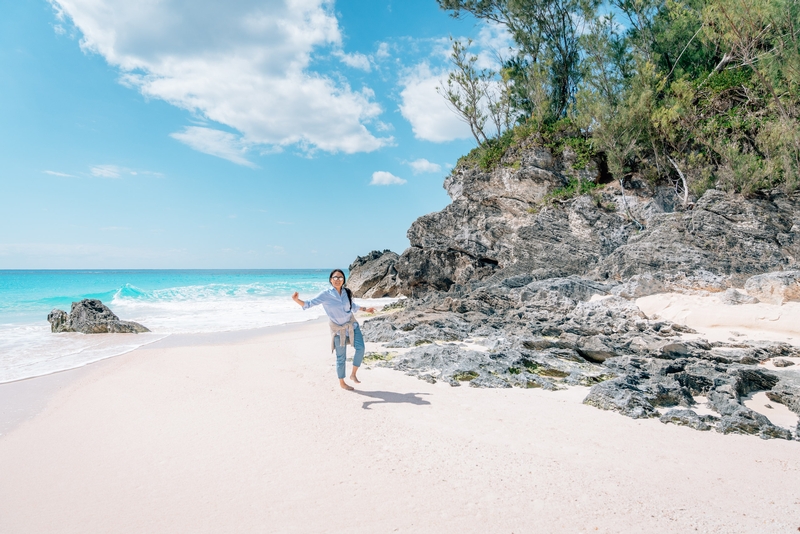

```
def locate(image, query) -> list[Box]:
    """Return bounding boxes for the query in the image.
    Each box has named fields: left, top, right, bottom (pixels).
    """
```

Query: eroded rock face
left=48, top=299, right=149, bottom=334
left=744, top=270, right=800, bottom=304
left=347, top=250, right=401, bottom=298
left=388, top=143, right=800, bottom=295
left=597, top=190, right=800, bottom=285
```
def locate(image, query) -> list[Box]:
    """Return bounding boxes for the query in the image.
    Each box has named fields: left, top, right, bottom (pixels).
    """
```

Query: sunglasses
left=331, top=276, right=344, bottom=280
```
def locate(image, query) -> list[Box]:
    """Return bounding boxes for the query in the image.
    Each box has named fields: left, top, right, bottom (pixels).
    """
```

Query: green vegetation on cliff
left=440, top=0, right=800, bottom=196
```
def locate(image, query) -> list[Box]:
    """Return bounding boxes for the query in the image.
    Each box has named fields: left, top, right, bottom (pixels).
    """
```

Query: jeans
left=333, top=324, right=364, bottom=379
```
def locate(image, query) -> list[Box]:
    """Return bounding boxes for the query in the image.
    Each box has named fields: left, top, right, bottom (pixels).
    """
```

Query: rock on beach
left=48, top=299, right=149, bottom=334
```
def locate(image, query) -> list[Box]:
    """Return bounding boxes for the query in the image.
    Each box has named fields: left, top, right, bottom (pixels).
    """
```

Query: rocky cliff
left=391, top=142, right=800, bottom=295
left=350, top=139, right=800, bottom=440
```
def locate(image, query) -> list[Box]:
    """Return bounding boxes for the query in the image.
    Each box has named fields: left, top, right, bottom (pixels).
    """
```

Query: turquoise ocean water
left=0, top=270, right=379, bottom=383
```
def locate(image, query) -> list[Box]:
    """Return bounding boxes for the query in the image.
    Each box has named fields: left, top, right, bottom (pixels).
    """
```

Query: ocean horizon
left=0, top=269, right=388, bottom=383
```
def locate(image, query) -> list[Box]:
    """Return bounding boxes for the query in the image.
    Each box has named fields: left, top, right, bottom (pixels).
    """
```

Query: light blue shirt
left=302, top=287, right=361, bottom=326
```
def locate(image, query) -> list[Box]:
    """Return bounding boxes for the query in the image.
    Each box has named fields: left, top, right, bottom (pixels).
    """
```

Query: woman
left=292, top=269, right=375, bottom=390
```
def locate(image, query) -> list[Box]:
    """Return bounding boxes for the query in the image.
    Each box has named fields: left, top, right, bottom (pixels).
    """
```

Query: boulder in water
left=48, top=299, right=149, bottom=334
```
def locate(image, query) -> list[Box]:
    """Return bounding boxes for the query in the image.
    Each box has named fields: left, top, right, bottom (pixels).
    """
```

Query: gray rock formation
left=598, top=190, right=800, bottom=285
left=744, top=270, right=800, bottom=304
left=390, top=143, right=800, bottom=295
left=48, top=299, right=149, bottom=334
left=354, top=140, right=800, bottom=440
left=765, top=372, right=800, bottom=414
left=659, top=409, right=717, bottom=431
left=364, top=276, right=799, bottom=439
left=347, top=250, right=401, bottom=298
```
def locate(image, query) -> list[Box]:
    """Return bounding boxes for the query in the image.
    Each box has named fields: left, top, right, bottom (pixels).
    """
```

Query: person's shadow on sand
left=353, top=390, right=431, bottom=410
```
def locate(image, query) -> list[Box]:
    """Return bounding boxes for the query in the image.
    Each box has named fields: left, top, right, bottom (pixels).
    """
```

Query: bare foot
left=350, top=374, right=361, bottom=384
left=339, top=379, right=354, bottom=391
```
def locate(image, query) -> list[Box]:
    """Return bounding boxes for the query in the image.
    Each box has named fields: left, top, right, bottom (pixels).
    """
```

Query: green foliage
left=535, top=367, right=570, bottom=378
left=363, top=352, right=395, bottom=362
left=454, top=117, right=596, bottom=172
left=453, top=370, right=480, bottom=381
left=455, top=120, right=536, bottom=171
left=441, top=0, right=800, bottom=196
left=479, top=128, right=517, bottom=170
left=544, top=176, right=600, bottom=203
left=552, top=134, right=594, bottom=170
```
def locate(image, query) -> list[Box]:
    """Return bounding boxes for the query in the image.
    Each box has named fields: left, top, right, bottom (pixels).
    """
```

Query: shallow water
left=0, top=269, right=377, bottom=382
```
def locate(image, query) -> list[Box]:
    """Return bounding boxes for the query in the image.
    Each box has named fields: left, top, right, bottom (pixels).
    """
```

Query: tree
left=437, top=39, right=491, bottom=145
left=438, top=0, right=599, bottom=119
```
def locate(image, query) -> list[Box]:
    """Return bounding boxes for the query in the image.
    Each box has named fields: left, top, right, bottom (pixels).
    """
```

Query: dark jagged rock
left=583, top=379, right=658, bottom=419
left=361, top=270, right=799, bottom=438
left=765, top=373, right=800, bottom=415
left=47, top=309, right=68, bottom=332
left=716, top=406, right=793, bottom=439
left=660, top=409, right=718, bottom=431
left=347, top=250, right=401, bottom=298
left=48, top=299, right=149, bottom=334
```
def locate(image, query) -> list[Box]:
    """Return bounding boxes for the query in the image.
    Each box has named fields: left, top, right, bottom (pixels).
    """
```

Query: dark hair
left=329, top=269, right=352, bottom=308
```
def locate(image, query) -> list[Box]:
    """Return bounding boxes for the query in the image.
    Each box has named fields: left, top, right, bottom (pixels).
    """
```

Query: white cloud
left=51, top=0, right=391, bottom=160
left=408, top=158, right=442, bottom=174
left=399, top=62, right=471, bottom=143
left=90, top=165, right=122, bottom=178
left=375, top=42, right=390, bottom=59
left=370, top=171, right=406, bottom=186
left=334, top=50, right=371, bottom=71
left=43, top=170, right=76, bottom=177
left=170, top=127, right=255, bottom=167
left=474, top=23, right=515, bottom=69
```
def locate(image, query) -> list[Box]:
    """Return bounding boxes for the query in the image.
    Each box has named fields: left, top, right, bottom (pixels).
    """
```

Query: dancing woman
left=292, top=269, right=375, bottom=390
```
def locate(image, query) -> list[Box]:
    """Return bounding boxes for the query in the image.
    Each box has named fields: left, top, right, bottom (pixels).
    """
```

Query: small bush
left=544, top=177, right=600, bottom=203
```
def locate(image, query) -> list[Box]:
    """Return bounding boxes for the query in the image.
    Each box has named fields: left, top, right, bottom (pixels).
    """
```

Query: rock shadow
left=353, top=390, right=431, bottom=410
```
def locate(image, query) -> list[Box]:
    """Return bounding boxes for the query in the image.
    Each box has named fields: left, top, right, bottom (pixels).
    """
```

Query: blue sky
left=0, top=0, right=510, bottom=269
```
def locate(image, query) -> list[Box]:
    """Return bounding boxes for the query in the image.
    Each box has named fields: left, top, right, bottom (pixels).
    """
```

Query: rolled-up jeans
left=333, top=324, right=364, bottom=379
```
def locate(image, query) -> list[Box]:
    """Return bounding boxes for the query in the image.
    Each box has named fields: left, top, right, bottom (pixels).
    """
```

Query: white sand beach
left=1, top=303, right=800, bottom=533
left=637, top=292, right=800, bottom=345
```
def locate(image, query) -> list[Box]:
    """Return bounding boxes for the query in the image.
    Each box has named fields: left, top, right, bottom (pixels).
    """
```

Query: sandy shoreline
left=1, top=302, right=800, bottom=532
left=0, top=318, right=330, bottom=437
